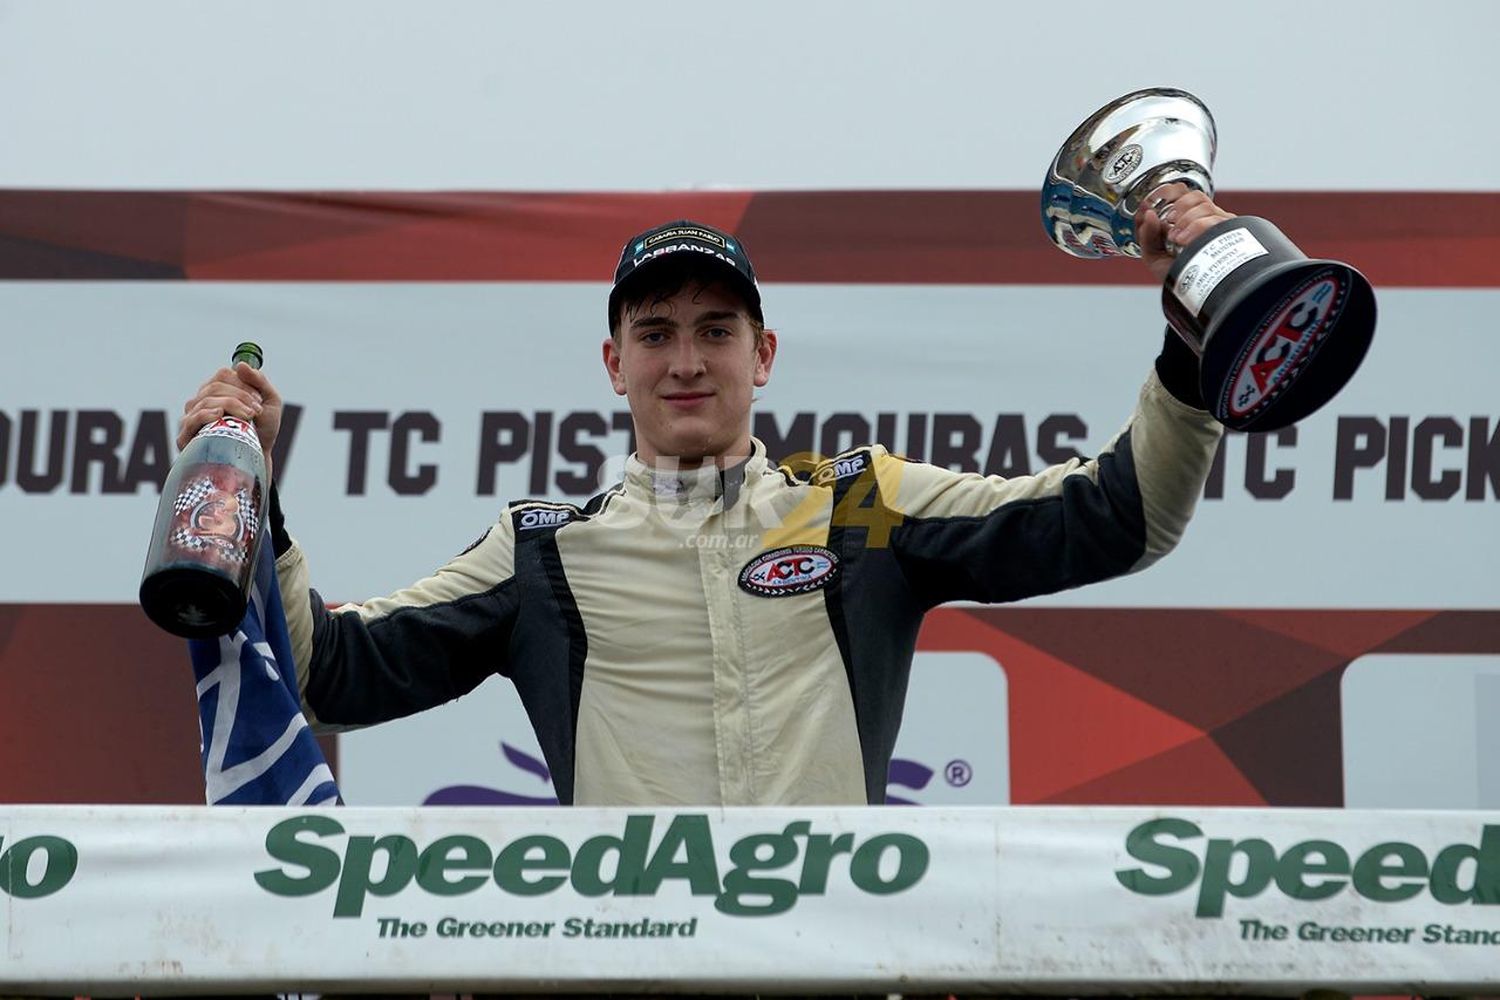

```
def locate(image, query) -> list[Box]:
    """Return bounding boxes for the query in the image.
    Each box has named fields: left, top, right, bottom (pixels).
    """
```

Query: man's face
left=603, top=279, right=776, bottom=466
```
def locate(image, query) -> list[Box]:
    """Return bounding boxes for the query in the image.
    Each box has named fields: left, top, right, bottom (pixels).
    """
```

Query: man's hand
left=178, top=362, right=284, bottom=478
left=1136, top=182, right=1237, bottom=283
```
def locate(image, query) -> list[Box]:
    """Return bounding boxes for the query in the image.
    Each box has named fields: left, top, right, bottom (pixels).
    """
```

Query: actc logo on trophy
left=1042, top=88, right=1376, bottom=431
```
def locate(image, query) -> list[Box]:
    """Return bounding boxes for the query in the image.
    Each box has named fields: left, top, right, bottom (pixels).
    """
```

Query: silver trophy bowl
left=1043, top=88, right=1217, bottom=259
left=1039, top=87, right=1377, bottom=431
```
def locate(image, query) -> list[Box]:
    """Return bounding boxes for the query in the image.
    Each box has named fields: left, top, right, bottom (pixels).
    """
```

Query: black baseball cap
left=608, top=219, right=762, bottom=330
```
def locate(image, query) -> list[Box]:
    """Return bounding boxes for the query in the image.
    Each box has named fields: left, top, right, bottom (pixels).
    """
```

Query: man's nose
left=667, top=338, right=707, bottom=377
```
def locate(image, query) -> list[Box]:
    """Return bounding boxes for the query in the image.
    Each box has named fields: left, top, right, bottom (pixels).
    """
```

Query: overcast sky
left=1, top=0, right=1494, bottom=190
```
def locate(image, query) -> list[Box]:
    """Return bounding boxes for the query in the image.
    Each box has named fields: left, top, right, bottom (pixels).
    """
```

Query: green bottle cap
left=231, top=342, right=264, bottom=370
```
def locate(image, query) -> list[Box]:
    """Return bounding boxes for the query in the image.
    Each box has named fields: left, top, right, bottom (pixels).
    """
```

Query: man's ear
left=603, top=337, right=627, bottom=396
left=753, top=329, right=778, bottom=387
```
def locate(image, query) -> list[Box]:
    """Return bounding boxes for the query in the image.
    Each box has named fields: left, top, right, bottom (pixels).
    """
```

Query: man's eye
left=640, top=330, right=668, bottom=344
left=704, top=327, right=732, bottom=339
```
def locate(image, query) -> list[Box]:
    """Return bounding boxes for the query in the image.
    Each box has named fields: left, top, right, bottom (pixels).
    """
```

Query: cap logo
left=632, top=243, right=739, bottom=271
left=644, top=227, right=727, bottom=250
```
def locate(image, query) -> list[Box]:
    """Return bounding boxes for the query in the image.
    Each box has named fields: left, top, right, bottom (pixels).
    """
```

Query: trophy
left=1042, top=88, right=1376, bottom=431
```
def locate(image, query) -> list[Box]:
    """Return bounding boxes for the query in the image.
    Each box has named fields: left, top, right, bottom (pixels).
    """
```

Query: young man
left=180, top=186, right=1229, bottom=806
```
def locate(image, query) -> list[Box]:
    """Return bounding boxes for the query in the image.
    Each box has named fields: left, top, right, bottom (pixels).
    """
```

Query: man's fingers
left=183, top=385, right=262, bottom=415
left=1143, top=181, right=1192, bottom=209
left=1165, top=208, right=1210, bottom=245
left=197, top=367, right=241, bottom=394
left=176, top=363, right=280, bottom=453
left=177, top=405, right=222, bottom=449
left=178, top=367, right=264, bottom=441
left=176, top=393, right=262, bottom=446
left=1136, top=184, right=1212, bottom=252
left=1166, top=205, right=1233, bottom=248
left=194, top=365, right=271, bottom=404
left=184, top=364, right=265, bottom=413
left=234, top=362, right=279, bottom=403
left=1135, top=209, right=1168, bottom=251
left=1139, top=185, right=1213, bottom=223
left=1147, top=189, right=1232, bottom=246
left=1136, top=187, right=1236, bottom=280
left=188, top=394, right=260, bottom=422
left=1172, top=198, right=1224, bottom=225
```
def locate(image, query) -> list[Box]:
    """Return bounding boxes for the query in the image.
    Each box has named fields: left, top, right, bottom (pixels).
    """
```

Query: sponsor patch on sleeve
left=512, top=505, right=576, bottom=532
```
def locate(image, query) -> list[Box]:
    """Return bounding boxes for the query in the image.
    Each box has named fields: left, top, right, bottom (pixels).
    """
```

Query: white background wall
left=1, top=0, right=1493, bottom=191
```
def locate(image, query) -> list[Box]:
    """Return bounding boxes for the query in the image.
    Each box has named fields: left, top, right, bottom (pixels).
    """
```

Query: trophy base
left=139, top=565, right=248, bottom=639
left=1163, top=217, right=1377, bottom=432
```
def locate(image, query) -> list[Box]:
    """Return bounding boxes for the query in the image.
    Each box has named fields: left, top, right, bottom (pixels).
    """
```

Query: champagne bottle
left=139, top=343, right=270, bottom=638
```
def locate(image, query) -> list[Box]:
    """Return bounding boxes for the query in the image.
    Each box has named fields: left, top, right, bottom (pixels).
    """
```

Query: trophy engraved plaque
left=1042, top=88, right=1376, bottom=431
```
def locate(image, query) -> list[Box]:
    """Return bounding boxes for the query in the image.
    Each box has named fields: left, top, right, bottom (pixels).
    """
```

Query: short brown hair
left=610, top=257, right=765, bottom=342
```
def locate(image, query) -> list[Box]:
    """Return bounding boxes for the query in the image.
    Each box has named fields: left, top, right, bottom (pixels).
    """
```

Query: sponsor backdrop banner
left=3, top=281, right=1496, bottom=609
left=2, top=805, right=1499, bottom=994
left=1, top=190, right=1497, bottom=809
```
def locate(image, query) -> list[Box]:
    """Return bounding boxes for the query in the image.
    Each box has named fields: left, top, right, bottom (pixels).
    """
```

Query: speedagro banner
left=3, top=806, right=1498, bottom=995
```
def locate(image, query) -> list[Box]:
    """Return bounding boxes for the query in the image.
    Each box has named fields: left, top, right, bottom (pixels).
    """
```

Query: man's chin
left=652, top=429, right=746, bottom=466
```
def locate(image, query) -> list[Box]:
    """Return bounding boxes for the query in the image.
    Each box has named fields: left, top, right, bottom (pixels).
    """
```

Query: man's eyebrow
left=629, top=308, right=742, bottom=330
left=693, top=310, right=741, bottom=325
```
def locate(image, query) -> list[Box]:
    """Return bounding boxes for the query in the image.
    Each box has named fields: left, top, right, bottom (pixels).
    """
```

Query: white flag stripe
left=193, top=665, right=221, bottom=699
left=207, top=712, right=312, bottom=803
left=254, top=638, right=281, bottom=681
left=203, top=632, right=249, bottom=795
left=285, top=763, right=338, bottom=807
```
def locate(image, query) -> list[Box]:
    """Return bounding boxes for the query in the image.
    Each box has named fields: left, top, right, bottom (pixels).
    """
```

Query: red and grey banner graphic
left=2, top=189, right=1497, bottom=286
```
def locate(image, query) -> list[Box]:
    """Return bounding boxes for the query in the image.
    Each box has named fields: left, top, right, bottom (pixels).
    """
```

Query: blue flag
left=188, top=540, right=341, bottom=806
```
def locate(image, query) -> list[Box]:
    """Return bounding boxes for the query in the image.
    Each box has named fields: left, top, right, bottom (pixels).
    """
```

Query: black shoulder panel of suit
left=504, top=502, right=590, bottom=806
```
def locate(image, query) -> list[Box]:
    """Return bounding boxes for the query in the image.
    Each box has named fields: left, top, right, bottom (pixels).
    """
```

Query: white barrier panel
left=3, top=805, right=1499, bottom=995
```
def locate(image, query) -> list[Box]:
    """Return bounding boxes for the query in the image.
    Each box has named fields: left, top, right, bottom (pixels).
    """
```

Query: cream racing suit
left=274, top=364, right=1221, bottom=807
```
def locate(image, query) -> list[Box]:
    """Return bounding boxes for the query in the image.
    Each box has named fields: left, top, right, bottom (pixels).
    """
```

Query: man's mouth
left=662, top=391, right=713, bottom=409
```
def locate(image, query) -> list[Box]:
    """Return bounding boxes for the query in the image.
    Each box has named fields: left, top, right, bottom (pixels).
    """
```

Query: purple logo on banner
left=423, top=744, right=960, bottom=807
left=424, top=743, right=558, bottom=806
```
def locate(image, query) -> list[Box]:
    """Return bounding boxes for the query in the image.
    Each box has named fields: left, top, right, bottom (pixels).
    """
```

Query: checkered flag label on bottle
left=165, top=466, right=261, bottom=569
